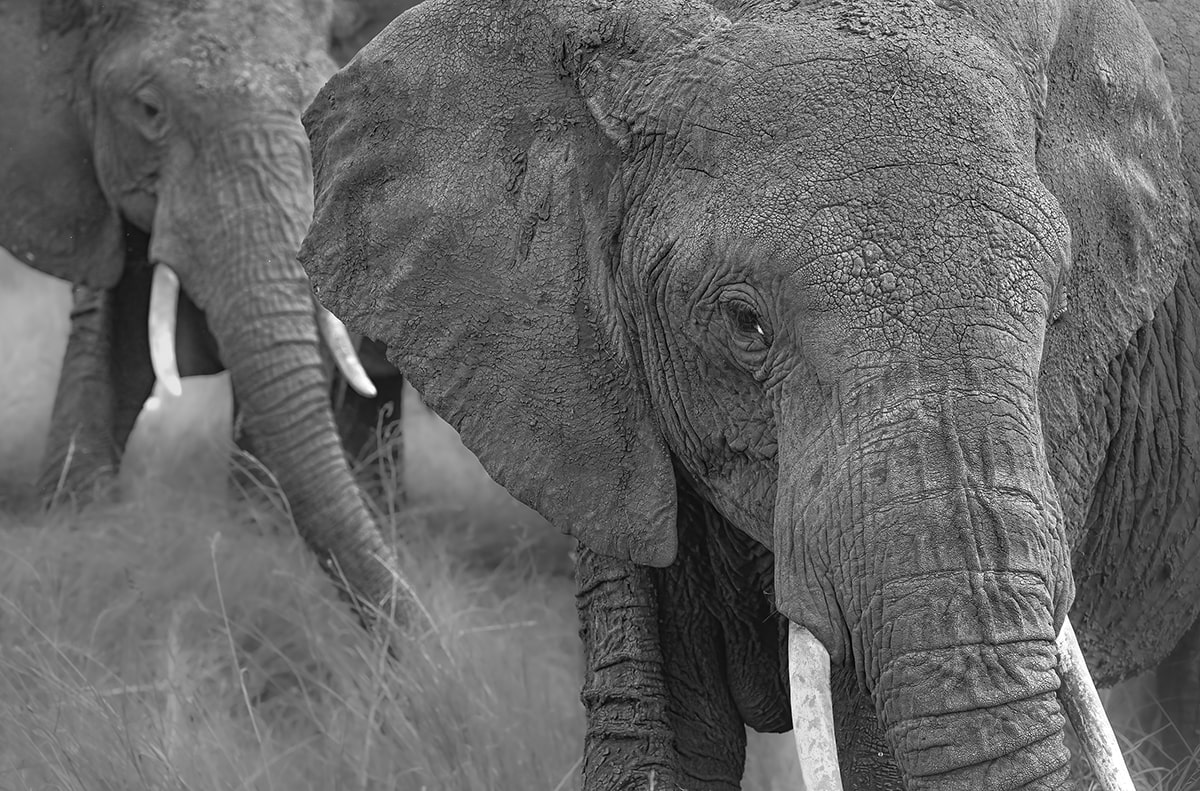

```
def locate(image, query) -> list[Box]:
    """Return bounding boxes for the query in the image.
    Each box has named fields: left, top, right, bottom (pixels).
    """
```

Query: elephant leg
left=38, top=283, right=121, bottom=505
left=652, top=485, right=751, bottom=790
left=38, top=233, right=195, bottom=507
left=693, top=490, right=790, bottom=734
left=333, top=373, right=405, bottom=462
left=333, top=370, right=406, bottom=506
left=330, top=336, right=406, bottom=506
left=576, top=545, right=680, bottom=791
left=108, top=258, right=161, bottom=450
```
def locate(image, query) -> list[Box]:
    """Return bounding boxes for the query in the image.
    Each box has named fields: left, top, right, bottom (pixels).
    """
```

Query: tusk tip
left=351, top=378, right=378, bottom=399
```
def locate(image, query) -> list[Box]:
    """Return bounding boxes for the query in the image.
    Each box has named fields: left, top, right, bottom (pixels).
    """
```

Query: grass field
left=0, top=251, right=1191, bottom=790
left=0, top=427, right=799, bottom=789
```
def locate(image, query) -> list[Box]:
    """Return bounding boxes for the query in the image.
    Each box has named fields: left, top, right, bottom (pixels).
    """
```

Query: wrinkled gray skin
left=0, top=0, right=411, bottom=614
left=302, top=0, right=1200, bottom=788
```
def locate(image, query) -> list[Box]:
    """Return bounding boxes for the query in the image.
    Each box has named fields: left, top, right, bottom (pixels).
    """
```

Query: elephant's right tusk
left=789, top=622, right=845, bottom=791
left=1056, top=617, right=1136, bottom=791
left=317, top=306, right=377, bottom=398
left=149, top=264, right=183, bottom=398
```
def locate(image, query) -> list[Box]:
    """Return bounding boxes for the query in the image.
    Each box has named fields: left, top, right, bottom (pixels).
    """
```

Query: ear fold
left=328, top=0, right=423, bottom=66
left=302, top=0, right=736, bottom=566
left=1037, top=0, right=1191, bottom=390
left=0, top=0, right=124, bottom=287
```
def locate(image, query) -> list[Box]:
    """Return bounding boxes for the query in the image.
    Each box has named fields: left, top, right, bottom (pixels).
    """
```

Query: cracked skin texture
left=302, top=0, right=1200, bottom=788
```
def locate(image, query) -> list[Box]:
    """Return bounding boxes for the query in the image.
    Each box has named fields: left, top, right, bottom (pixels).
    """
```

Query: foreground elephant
left=301, top=0, right=1200, bottom=787
left=0, top=0, right=414, bottom=612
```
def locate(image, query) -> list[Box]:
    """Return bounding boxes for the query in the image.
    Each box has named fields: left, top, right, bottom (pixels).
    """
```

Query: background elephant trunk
left=148, top=122, right=400, bottom=610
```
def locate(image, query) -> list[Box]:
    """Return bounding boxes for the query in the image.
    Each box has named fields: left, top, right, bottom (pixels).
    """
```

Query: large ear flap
left=302, top=0, right=726, bottom=566
left=328, top=0, right=423, bottom=66
left=0, top=0, right=123, bottom=287
left=1035, top=0, right=1191, bottom=396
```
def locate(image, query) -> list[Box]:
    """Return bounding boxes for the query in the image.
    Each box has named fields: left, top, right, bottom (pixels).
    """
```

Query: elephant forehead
left=98, top=0, right=332, bottom=98
left=675, top=177, right=1064, bottom=342
left=697, top=26, right=1035, bottom=172
left=643, top=19, right=1070, bottom=339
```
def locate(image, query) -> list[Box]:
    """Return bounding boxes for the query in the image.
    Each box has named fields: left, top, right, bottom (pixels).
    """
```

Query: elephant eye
left=715, top=290, right=773, bottom=377
left=723, top=300, right=767, bottom=342
left=131, top=89, right=168, bottom=138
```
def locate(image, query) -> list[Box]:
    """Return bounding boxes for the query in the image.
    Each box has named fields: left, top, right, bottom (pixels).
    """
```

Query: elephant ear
left=328, top=0, right=422, bottom=66
left=301, top=0, right=731, bottom=566
left=1035, top=0, right=1192, bottom=415
left=0, top=0, right=123, bottom=287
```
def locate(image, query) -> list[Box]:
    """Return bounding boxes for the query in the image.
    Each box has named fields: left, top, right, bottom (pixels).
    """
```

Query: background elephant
left=0, top=0, right=417, bottom=613
left=330, top=337, right=408, bottom=473
left=301, top=0, right=1200, bottom=788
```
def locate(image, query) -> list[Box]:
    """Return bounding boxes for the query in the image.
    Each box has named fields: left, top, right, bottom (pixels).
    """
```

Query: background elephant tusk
left=1056, top=617, right=1135, bottom=791
left=149, top=264, right=184, bottom=398
left=789, top=622, right=845, bottom=791
left=317, top=306, right=377, bottom=398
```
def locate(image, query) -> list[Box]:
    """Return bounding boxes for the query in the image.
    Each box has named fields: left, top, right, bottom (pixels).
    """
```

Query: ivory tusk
left=148, top=264, right=183, bottom=398
left=789, top=622, right=845, bottom=791
left=317, top=307, right=377, bottom=398
left=1056, top=617, right=1136, bottom=791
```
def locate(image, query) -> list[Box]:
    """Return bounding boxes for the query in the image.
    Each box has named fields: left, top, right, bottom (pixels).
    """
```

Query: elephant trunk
left=148, top=122, right=400, bottom=612
left=775, top=371, right=1096, bottom=789
left=873, top=571, right=1072, bottom=790
left=854, top=393, right=1075, bottom=789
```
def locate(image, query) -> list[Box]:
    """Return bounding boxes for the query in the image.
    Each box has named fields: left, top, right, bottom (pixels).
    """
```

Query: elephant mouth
left=146, top=261, right=376, bottom=398
left=786, top=620, right=1134, bottom=790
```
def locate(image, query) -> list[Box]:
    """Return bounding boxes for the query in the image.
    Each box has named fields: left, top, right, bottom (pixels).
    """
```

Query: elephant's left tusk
left=317, top=306, right=377, bottom=398
left=789, top=622, right=845, bottom=791
left=149, top=264, right=183, bottom=398
left=1056, top=617, right=1135, bottom=791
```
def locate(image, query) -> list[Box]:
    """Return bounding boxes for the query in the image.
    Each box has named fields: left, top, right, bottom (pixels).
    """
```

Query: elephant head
left=301, top=0, right=1188, bottom=786
left=0, top=0, right=419, bottom=612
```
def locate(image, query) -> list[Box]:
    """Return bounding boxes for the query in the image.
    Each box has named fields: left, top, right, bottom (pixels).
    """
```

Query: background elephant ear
left=328, top=0, right=422, bottom=66
left=303, top=0, right=691, bottom=566
left=1036, top=0, right=1191, bottom=393
left=0, top=0, right=123, bottom=287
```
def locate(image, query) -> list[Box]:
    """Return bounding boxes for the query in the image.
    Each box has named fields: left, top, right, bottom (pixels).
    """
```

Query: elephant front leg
left=652, top=557, right=749, bottom=790
left=38, top=284, right=121, bottom=504
left=576, top=545, right=680, bottom=790
left=331, top=367, right=406, bottom=504
left=38, top=257, right=157, bottom=506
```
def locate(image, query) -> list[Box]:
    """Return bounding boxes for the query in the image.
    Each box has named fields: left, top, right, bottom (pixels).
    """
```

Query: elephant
left=330, top=337, right=407, bottom=471
left=0, top=0, right=422, bottom=616
left=300, top=0, right=1200, bottom=788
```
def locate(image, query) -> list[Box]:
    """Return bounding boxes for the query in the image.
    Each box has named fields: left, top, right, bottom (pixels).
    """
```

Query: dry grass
left=0, top=469, right=589, bottom=791
left=0, top=487, right=1188, bottom=791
